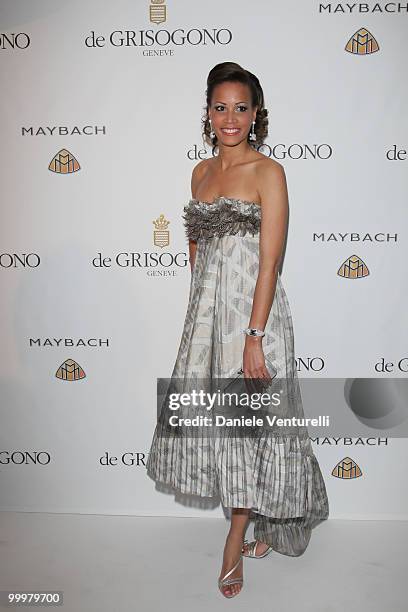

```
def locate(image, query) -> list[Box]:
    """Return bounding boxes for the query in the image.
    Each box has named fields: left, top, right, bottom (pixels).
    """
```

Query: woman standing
left=146, top=61, right=329, bottom=599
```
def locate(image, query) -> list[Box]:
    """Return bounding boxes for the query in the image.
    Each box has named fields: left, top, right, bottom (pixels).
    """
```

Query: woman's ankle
left=227, top=529, right=245, bottom=542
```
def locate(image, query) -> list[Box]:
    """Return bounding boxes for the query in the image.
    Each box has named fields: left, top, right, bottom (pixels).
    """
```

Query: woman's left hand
left=242, top=337, right=272, bottom=380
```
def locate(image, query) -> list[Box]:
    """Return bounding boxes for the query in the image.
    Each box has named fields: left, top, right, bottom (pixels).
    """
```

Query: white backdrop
left=1, top=0, right=407, bottom=520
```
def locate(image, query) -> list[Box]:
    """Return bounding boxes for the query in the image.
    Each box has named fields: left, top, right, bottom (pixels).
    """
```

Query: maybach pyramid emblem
left=56, top=358, right=86, bottom=381
left=49, top=149, right=81, bottom=174
left=332, top=456, right=362, bottom=479
left=337, top=255, right=369, bottom=279
left=345, top=27, right=379, bottom=55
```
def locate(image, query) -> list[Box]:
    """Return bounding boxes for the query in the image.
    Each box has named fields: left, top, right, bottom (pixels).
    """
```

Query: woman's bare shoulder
left=192, top=157, right=213, bottom=177
left=254, top=157, right=287, bottom=206
left=191, top=158, right=212, bottom=196
left=256, top=156, right=286, bottom=185
left=256, top=155, right=284, bottom=174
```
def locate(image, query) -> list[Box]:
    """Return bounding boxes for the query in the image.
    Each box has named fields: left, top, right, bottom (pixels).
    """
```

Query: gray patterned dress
left=146, top=196, right=329, bottom=556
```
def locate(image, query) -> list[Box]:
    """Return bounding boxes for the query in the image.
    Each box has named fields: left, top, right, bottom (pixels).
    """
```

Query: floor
left=0, top=513, right=406, bottom=611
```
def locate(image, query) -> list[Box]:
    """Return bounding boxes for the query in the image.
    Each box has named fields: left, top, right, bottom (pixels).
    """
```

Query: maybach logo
left=49, top=149, right=80, bottom=174
left=312, top=437, right=389, bottom=445
left=313, top=232, right=398, bottom=242
left=22, top=126, right=106, bottom=136
left=319, top=3, right=407, bottom=13
left=332, top=456, right=362, bottom=478
left=345, top=27, right=379, bottom=54
left=337, top=255, right=369, bottom=278
left=56, top=359, right=86, bottom=381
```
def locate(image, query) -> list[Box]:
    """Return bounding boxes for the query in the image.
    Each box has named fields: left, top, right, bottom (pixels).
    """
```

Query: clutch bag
left=223, top=354, right=277, bottom=394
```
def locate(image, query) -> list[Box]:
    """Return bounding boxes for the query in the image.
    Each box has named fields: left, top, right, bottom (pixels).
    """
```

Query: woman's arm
left=188, top=240, right=197, bottom=272
left=188, top=159, right=207, bottom=273
left=243, top=161, right=289, bottom=378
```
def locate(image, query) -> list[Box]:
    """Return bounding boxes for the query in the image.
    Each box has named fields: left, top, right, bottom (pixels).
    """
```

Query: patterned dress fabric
left=146, top=196, right=329, bottom=556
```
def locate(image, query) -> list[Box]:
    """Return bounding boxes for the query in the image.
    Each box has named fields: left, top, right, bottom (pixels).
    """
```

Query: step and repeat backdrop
left=1, top=1, right=407, bottom=520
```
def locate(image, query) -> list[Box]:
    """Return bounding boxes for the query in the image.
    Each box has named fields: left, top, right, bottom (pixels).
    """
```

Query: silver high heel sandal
left=242, top=539, right=273, bottom=559
left=218, top=554, right=243, bottom=598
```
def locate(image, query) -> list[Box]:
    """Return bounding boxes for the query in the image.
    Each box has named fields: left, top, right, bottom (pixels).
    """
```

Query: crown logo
left=345, top=27, right=379, bottom=55
left=153, top=213, right=170, bottom=248
left=149, top=0, right=166, bottom=25
left=49, top=149, right=81, bottom=174
left=332, top=456, right=362, bottom=479
left=337, top=255, right=369, bottom=279
left=55, top=358, right=86, bottom=381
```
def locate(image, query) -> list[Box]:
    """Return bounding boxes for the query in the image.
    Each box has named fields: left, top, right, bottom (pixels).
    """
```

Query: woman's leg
left=219, top=508, right=251, bottom=597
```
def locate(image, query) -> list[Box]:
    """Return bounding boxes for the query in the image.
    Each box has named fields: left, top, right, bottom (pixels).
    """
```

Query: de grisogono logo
left=187, top=142, right=334, bottom=162
left=0, top=253, right=40, bottom=268
left=375, top=357, right=408, bottom=374
left=0, top=451, right=51, bottom=466
left=84, top=0, right=233, bottom=50
left=295, top=357, right=325, bottom=372
left=100, top=451, right=147, bottom=467
left=0, top=32, right=30, bottom=49
left=149, top=0, right=167, bottom=24
left=153, top=213, right=170, bottom=248
left=93, top=212, right=188, bottom=277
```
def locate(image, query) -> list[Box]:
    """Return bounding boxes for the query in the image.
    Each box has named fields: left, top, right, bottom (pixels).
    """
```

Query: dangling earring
left=249, top=120, right=256, bottom=142
left=209, top=119, right=215, bottom=139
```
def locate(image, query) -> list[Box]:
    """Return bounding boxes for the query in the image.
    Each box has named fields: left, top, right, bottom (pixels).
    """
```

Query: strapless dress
left=146, top=196, right=329, bottom=556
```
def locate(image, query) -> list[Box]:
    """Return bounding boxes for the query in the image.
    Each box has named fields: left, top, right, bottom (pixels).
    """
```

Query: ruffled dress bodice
left=182, top=196, right=262, bottom=241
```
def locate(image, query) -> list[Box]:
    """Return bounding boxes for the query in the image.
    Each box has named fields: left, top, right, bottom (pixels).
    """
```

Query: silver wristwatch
left=243, top=327, right=265, bottom=337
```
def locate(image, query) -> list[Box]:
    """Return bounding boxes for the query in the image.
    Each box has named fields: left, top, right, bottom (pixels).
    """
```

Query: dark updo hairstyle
left=202, top=61, right=269, bottom=147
